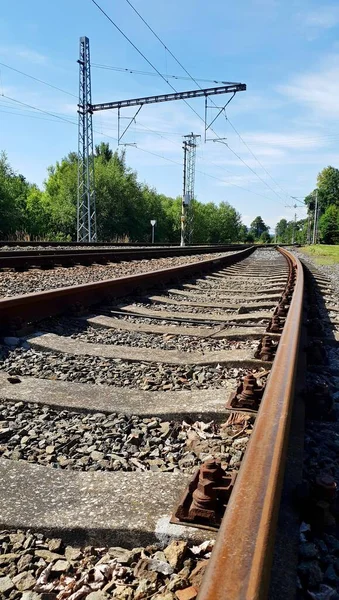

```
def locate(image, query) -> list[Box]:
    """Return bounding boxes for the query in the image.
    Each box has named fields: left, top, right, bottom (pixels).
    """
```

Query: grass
left=299, top=244, right=339, bottom=265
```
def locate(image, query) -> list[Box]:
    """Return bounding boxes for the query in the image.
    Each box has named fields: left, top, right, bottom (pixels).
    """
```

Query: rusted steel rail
left=0, top=244, right=250, bottom=271
left=0, top=246, right=254, bottom=333
left=198, top=246, right=304, bottom=600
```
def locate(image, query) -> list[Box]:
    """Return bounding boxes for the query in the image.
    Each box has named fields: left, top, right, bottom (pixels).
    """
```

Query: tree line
left=274, top=165, right=339, bottom=245
left=0, top=143, right=246, bottom=244
left=0, top=143, right=274, bottom=245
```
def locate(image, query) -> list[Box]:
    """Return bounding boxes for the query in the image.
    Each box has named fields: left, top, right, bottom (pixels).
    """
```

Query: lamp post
left=150, top=220, right=156, bottom=244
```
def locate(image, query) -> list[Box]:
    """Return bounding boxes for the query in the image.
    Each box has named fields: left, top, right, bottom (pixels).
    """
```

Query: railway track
left=0, top=245, right=250, bottom=272
left=0, top=246, right=307, bottom=599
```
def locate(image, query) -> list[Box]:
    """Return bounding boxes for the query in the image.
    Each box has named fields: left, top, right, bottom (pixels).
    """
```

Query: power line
left=0, top=107, right=77, bottom=124
left=0, top=94, right=77, bottom=125
left=225, top=116, right=291, bottom=200
left=0, top=90, right=291, bottom=204
left=90, top=0, right=206, bottom=125
left=133, top=119, right=280, bottom=200
left=91, top=63, right=230, bottom=85
left=100, top=129, right=285, bottom=202
left=0, top=61, right=77, bottom=98
left=218, top=140, right=287, bottom=202
left=123, top=0, right=288, bottom=206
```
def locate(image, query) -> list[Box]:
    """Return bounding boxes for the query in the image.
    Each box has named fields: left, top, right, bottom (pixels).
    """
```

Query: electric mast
left=181, top=133, right=200, bottom=246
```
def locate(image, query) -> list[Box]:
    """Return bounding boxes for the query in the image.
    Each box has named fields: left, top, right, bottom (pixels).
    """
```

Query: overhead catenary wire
left=91, top=63, right=230, bottom=85
left=0, top=61, right=77, bottom=99
left=0, top=94, right=77, bottom=125
left=89, top=0, right=206, bottom=126
left=225, top=115, right=291, bottom=201
left=0, top=91, right=283, bottom=203
left=123, top=0, right=291, bottom=206
left=89, top=0, right=290, bottom=207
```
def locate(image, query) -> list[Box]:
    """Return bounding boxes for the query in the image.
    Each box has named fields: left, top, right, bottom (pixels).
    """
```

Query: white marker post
left=150, top=219, right=156, bottom=244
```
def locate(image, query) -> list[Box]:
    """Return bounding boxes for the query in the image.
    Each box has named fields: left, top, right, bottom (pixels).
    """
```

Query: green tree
left=319, top=205, right=339, bottom=244
left=275, top=218, right=288, bottom=243
left=0, top=152, right=30, bottom=237
left=260, top=231, right=271, bottom=243
left=0, top=145, right=248, bottom=243
left=25, top=185, right=49, bottom=237
left=238, top=224, right=248, bottom=242
left=250, top=216, right=269, bottom=240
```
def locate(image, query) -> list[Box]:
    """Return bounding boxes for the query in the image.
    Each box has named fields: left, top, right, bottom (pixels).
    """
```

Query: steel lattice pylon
left=180, top=133, right=200, bottom=246
left=77, top=37, right=97, bottom=242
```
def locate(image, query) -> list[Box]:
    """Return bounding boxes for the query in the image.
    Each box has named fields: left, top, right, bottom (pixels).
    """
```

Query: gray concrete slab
left=27, top=333, right=267, bottom=368
left=86, top=314, right=267, bottom=339
left=115, top=305, right=272, bottom=324
left=167, top=289, right=282, bottom=302
left=148, top=295, right=275, bottom=310
left=0, top=371, right=232, bottom=420
left=181, top=283, right=284, bottom=295
left=201, top=274, right=287, bottom=281
left=0, top=459, right=214, bottom=546
left=182, top=283, right=284, bottom=293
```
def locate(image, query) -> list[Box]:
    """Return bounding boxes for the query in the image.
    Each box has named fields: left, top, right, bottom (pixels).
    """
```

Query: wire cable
left=91, top=63, right=230, bottom=85
left=0, top=91, right=292, bottom=204
left=90, top=0, right=206, bottom=125
left=124, top=0, right=291, bottom=205
left=225, top=116, right=291, bottom=200
left=1, top=94, right=77, bottom=125
left=0, top=61, right=77, bottom=98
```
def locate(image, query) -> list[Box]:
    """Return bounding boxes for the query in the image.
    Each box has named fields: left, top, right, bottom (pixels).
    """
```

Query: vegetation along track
left=0, top=246, right=305, bottom=600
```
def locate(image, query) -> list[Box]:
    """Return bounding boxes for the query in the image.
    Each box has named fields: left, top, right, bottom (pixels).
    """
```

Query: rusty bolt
left=259, top=336, right=275, bottom=361
left=314, top=474, right=337, bottom=502
left=237, top=373, right=260, bottom=405
left=280, top=292, right=291, bottom=304
left=266, top=315, right=283, bottom=333
left=275, top=303, right=288, bottom=317
left=189, top=460, right=223, bottom=521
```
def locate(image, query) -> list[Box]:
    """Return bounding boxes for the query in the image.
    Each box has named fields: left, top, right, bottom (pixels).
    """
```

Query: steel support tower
left=181, top=133, right=200, bottom=246
left=77, top=37, right=97, bottom=242
left=76, top=36, right=246, bottom=242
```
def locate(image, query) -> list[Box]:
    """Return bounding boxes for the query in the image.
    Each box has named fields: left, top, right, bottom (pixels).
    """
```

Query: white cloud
left=277, top=56, right=339, bottom=118
left=0, top=45, right=47, bottom=64
left=15, top=49, right=47, bottom=64
left=303, top=6, right=339, bottom=29
left=243, top=131, right=325, bottom=150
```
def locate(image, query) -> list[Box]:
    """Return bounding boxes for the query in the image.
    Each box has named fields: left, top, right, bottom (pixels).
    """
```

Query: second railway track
left=0, top=244, right=250, bottom=272
left=0, top=246, right=305, bottom=599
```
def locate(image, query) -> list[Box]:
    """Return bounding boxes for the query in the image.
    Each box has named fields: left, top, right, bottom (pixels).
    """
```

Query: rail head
left=198, top=247, right=304, bottom=600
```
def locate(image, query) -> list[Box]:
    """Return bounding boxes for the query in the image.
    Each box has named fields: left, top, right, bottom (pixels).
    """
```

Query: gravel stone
left=0, top=252, right=234, bottom=298
left=40, top=320, right=260, bottom=353
left=0, top=529, right=215, bottom=599
left=0, top=400, right=254, bottom=474
left=1, top=347, right=254, bottom=391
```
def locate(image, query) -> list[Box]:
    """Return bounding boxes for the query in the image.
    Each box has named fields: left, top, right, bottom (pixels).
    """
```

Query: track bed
left=0, top=247, right=302, bottom=599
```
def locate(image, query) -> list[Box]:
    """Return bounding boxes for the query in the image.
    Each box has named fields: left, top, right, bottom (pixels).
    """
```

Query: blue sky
left=1, top=0, right=339, bottom=229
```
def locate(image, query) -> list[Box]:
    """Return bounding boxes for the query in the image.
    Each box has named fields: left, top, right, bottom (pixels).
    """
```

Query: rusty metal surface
left=198, top=246, right=304, bottom=600
left=0, top=246, right=254, bottom=333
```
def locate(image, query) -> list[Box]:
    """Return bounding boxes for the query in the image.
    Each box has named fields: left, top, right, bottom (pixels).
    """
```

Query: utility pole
left=312, top=189, right=319, bottom=244
left=292, top=210, right=297, bottom=244
left=181, top=133, right=200, bottom=246
left=77, top=36, right=97, bottom=242
left=306, top=214, right=311, bottom=244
